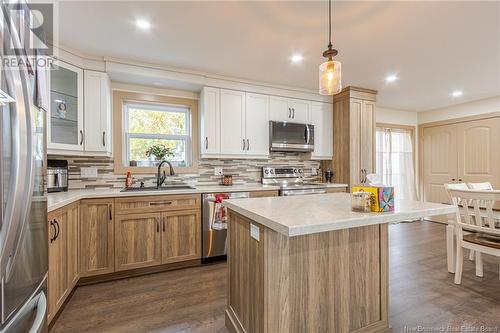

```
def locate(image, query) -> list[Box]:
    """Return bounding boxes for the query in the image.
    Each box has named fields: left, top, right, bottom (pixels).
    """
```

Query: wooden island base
left=225, top=210, right=391, bottom=333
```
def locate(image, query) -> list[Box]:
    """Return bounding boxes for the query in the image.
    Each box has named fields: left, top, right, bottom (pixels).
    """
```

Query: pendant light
left=319, top=0, right=342, bottom=95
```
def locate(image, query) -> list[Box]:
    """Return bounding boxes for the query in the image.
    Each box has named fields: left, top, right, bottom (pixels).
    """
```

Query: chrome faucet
left=157, top=160, right=175, bottom=188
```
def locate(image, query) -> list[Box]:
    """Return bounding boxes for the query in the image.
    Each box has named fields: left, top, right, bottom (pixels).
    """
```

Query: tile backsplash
left=48, top=153, right=322, bottom=190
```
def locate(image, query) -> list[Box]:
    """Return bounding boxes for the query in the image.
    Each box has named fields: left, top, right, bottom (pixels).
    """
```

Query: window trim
left=113, top=90, right=199, bottom=175
left=122, top=101, right=192, bottom=167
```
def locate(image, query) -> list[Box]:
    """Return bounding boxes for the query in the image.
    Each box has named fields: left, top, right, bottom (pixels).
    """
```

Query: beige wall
left=417, top=95, right=500, bottom=124
left=376, top=106, right=418, bottom=126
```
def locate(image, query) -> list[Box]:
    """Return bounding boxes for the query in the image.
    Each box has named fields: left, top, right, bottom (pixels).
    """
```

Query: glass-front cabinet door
left=47, top=60, right=84, bottom=152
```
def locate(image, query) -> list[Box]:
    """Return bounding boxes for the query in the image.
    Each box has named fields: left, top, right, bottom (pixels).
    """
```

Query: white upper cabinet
left=289, top=99, right=310, bottom=123
left=269, top=96, right=290, bottom=122
left=199, top=88, right=270, bottom=159
left=47, top=60, right=84, bottom=152
left=84, top=70, right=112, bottom=154
left=245, top=93, right=269, bottom=157
left=269, top=96, right=310, bottom=123
left=311, top=102, right=333, bottom=160
left=220, top=89, right=246, bottom=155
left=200, top=87, right=220, bottom=156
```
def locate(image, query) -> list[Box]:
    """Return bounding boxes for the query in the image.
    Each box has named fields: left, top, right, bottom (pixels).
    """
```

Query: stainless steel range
left=262, top=167, right=326, bottom=196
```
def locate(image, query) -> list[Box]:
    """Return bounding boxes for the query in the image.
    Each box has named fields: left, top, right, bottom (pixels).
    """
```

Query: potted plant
left=145, top=144, right=173, bottom=162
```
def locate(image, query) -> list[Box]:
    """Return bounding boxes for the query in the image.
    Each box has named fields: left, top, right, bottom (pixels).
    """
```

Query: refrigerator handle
left=29, top=291, right=47, bottom=333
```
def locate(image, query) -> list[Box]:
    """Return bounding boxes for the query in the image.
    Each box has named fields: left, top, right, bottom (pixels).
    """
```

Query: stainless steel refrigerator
left=0, top=2, right=48, bottom=333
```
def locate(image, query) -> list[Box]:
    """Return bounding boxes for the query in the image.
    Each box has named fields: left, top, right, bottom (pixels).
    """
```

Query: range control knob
left=293, top=168, right=298, bottom=173
left=264, top=169, right=269, bottom=174
left=299, top=169, right=303, bottom=174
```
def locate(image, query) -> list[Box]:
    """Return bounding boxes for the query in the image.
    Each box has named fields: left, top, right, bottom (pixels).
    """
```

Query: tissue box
left=352, top=186, right=395, bottom=212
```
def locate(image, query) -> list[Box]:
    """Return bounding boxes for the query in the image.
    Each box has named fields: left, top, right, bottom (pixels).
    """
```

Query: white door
left=220, top=89, right=245, bottom=155
left=456, top=117, right=500, bottom=188
left=422, top=124, right=458, bottom=204
left=245, top=93, right=269, bottom=157
left=47, top=59, right=84, bottom=152
left=289, top=99, right=310, bottom=123
left=269, top=96, right=291, bottom=122
left=84, top=70, right=111, bottom=154
left=311, top=102, right=333, bottom=159
left=200, top=87, right=220, bottom=155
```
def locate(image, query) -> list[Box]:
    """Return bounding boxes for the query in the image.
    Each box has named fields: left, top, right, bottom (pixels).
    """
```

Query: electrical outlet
left=81, top=167, right=98, bottom=178
left=214, top=167, right=223, bottom=176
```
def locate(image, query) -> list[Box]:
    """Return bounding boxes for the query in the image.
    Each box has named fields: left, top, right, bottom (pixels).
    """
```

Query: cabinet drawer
left=115, top=194, right=201, bottom=215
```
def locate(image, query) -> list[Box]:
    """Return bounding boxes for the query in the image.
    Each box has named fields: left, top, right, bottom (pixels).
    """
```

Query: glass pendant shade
left=319, top=59, right=342, bottom=95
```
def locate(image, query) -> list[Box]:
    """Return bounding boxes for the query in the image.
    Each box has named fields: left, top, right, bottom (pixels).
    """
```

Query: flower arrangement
left=145, top=145, right=173, bottom=161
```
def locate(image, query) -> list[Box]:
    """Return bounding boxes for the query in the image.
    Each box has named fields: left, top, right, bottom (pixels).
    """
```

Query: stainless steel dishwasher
left=202, top=192, right=249, bottom=263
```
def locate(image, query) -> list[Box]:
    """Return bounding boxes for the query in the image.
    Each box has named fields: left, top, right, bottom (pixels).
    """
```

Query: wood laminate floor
left=51, top=221, right=500, bottom=333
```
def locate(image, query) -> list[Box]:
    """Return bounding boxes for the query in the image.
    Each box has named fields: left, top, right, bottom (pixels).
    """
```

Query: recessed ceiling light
left=135, top=19, right=151, bottom=30
left=451, top=90, right=463, bottom=97
left=290, top=54, right=303, bottom=64
left=385, top=74, right=398, bottom=83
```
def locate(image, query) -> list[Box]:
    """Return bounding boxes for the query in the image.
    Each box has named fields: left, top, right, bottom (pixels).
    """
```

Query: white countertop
left=224, top=193, right=458, bottom=237
left=47, top=183, right=348, bottom=212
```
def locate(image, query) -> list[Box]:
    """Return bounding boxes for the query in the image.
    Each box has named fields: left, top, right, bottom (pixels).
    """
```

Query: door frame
left=418, top=111, right=500, bottom=202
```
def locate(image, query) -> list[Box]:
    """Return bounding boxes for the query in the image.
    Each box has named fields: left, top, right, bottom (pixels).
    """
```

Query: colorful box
left=352, top=186, right=395, bottom=212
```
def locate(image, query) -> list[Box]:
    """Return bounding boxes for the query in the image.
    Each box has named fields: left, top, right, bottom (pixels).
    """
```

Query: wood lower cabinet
left=80, top=199, right=115, bottom=277
left=249, top=190, right=279, bottom=198
left=114, top=194, right=202, bottom=270
left=48, top=202, right=79, bottom=322
left=162, top=210, right=201, bottom=264
left=115, top=213, right=162, bottom=271
left=325, top=187, right=347, bottom=193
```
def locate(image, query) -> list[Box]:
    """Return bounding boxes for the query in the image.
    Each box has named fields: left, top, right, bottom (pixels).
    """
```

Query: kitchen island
left=223, top=193, right=457, bottom=333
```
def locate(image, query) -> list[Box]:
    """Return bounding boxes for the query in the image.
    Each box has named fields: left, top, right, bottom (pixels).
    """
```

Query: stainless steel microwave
left=269, top=121, right=314, bottom=152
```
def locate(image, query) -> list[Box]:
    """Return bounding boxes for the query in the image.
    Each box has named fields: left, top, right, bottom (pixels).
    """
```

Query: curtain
left=376, top=127, right=417, bottom=201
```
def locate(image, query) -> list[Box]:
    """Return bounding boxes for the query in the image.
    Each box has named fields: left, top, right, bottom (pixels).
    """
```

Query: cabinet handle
left=102, top=131, right=106, bottom=146
left=288, top=108, right=291, bottom=118
left=79, top=130, right=84, bottom=145
left=149, top=201, right=172, bottom=206
left=452, top=178, right=456, bottom=182
left=246, top=139, right=249, bottom=151
left=162, top=217, right=166, bottom=232
left=53, top=219, right=60, bottom=241
left=49, top=220, right=56, bottom=243
left=205, top=137, right=208, bottom=150
left=292, top=108, right=295, bottom=119
left=458, top=179, right=463, bottom=182
left=242, top=139, right=246, bottom=151
left=156, top=218, right=160, bottom=233
left=108, top=204, right=112, bottom=220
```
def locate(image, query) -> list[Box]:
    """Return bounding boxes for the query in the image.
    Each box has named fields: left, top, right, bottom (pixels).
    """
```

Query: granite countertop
left=47, top=183, right=348, bottom=212
left=224, top=193, right=458, bottom=237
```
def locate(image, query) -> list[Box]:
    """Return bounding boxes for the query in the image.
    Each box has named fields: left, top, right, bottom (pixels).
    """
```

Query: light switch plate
left=81, top=167, right=98, bottom=178
left=214, top=167, right=223, bottom=176
left=250, top=224, right=260, bottom=241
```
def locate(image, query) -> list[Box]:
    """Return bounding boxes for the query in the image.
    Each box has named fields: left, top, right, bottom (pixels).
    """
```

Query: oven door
left=281, top=188, right=326, bottom=196
left=270, top=121, right=314, bottom=152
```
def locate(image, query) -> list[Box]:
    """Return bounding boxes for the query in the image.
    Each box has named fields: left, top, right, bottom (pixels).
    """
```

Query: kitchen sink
left=120, top=185, right=196, bottom=192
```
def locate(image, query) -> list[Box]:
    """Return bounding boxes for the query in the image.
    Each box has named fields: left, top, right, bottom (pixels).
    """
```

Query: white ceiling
left=58, top=1, right=500, bottom=111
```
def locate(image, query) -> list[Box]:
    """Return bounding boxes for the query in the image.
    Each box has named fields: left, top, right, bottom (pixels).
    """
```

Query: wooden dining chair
left=448, top=189, right=500, bottom=284
left=444, top=183, right=476, bottom=262
left=467, top=182, right=494, bottom=190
